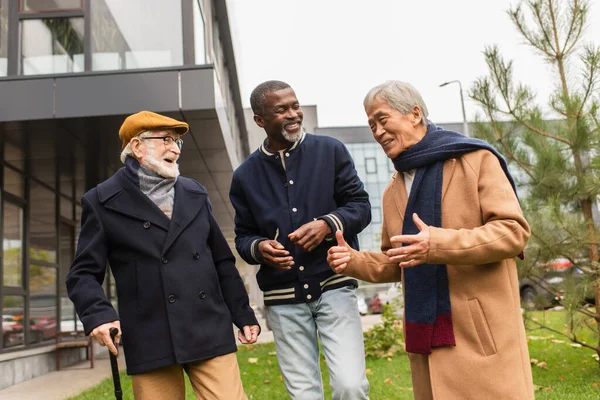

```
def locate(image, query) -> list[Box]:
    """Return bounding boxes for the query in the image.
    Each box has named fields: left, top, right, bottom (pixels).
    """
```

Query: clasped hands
left=327, top=213, right=431, bottom=274
left=258, top=219, right=331, bottom=270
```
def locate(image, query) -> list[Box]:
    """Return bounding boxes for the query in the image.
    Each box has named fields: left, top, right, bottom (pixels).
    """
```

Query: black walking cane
left=109, top=328, right=123, bottom=400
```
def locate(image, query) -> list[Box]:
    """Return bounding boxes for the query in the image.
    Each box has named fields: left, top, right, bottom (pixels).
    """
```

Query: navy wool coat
left=66, top=167, right=258, bottom=374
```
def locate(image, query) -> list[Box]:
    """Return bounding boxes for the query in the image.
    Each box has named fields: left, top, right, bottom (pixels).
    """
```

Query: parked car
left=368, top=294, right=383, bottom=314
left=2, top=314, right=22, bottom=347
left=9, top=316, right=57, bottom=343
left=520, top=261, right=594, bottom=310
left=356, top=295, right=368, bottom=316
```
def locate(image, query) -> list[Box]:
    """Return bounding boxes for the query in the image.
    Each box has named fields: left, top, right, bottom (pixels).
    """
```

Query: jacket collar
left=259, top=130, right=307, bottom=156
left=98, top=169, right=207, bottom=255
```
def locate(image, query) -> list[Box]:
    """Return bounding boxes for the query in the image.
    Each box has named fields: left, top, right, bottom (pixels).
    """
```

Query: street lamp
left=439, top=80, right=469, bottom=137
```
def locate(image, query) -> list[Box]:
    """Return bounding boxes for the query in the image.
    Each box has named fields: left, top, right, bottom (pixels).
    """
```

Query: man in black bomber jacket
left=229, top=81, right=371, bottom=400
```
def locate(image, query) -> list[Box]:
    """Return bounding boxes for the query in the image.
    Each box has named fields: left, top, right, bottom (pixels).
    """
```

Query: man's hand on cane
left=90, top=320, right=121, bottom=356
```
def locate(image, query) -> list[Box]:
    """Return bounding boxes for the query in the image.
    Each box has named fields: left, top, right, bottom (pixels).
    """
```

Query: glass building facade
left=0, top=0, right=252, bottom=388
left=345, top=142, right=395, bottom=252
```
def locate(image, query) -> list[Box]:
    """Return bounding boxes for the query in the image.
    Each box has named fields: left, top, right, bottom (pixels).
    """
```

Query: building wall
left=0, top=0, right=252, bottom=389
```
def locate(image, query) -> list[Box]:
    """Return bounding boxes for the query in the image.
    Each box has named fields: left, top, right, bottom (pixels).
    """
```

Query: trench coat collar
left=162, top=177, right=207, bottom=255
left=98, top=169, right=207, bottom=254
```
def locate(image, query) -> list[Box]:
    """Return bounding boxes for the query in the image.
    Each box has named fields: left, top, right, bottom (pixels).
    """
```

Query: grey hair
left=363, top=81, right=429, bottom=126
left=120, top=131, right=152, bottom=164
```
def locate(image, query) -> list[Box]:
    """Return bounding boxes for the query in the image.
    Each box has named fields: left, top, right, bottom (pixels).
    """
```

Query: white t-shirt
left=403, top=170, right=416, bottom=197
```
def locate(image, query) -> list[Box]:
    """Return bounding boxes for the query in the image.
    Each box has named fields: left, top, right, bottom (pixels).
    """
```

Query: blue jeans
left=266, top=286, right=370, bottom=400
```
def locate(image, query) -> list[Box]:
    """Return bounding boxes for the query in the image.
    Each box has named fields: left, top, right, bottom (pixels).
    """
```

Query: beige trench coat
left=344, top=150, right=534, bottom=400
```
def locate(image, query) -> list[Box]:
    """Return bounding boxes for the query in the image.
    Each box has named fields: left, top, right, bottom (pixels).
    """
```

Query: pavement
left=0, top=315, right=382, bottom=400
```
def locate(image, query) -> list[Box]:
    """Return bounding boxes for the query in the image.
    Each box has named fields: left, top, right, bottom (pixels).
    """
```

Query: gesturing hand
left=387, top=213, right=430, bottom=268
left=288, top=220, right=332, bottom=252
left=90, top=320, right=121, bottom=356
left=326, top=231, right=351, bottom=274
left=258, top=240, right=294, bottom=270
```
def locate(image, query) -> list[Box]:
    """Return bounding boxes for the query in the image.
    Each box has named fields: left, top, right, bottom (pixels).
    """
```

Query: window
left=3, top=203, right=24, bottom=287
left=365, top=157, right=377, bottom=174
left=20, top=0, right=83, bottom=12
left=30, top=182, right=57, bottom=264
left=4, top=167, right=25, bottom=198
left=21, top=18, right=84, bottom=75
left=0, top=0, right=8, bottom=76
left=388, top=159, right=396, bottom=173
left=28, top=265, right=57, bottom=344
left=193, top=0, right=207, bottom=64
left=4, top=129, right=25, bottom=171
left=90, top=0, right=183, bottom=71
left=371, top=207, right=382, bottom=224
left=2, top=296, right=25, bottom=349
left=59, top=222, right=77, bottom=332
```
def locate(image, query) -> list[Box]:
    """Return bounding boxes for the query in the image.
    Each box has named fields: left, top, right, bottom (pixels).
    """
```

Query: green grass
left=525, top=310, right=600, bottom=399
left=69, top=311, right=600, bottom=399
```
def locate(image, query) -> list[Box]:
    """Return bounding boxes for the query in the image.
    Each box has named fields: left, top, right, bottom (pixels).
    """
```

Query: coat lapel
left=391, top=173, right=407, bottom=225
left=442, top=158, right=457, bottom=201
left=100, top=170, right=170, bottom=231
left=162, top=178, right=207, bottom=255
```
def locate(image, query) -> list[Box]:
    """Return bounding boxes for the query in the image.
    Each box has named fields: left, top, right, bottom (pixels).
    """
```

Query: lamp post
left=439, top=80, right=469, bottom=137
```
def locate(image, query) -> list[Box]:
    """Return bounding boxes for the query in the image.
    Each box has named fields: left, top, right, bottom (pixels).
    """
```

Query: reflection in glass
left=2, top=296, right=25, bottom=348
left=59, top=154, right=74, bottom=197
left=21, top=18, right=84, bottom=75
left=30, top=182, right=57, bottom=263
left=60, top=196, right=73, bottom=220
left=30, top=128, right=56, bottom=187
left=91, top=0, right=183, bottom=71
left=4, top=128, right=26, bottom=170
left=193, top=0, right=206, bottom=64
left=3, top=203, right=24, bottom=287
left=29, top=265, right=57, bottom=343
left=4, top=167, right=25, bottom=198
left=0, top=0, right=8, bottom=76
left=20, top=0, right=82, bottom=12
left=59, top=223, right=78, bottom=332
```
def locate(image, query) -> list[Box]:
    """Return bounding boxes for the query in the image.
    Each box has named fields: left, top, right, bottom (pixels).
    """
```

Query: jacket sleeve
left=340, top=209, right=402, bottom=283
left=318, top=143, right=371, bottom=238
left=427, top=151, right=531, bottom=265
left=66, top=195, right=119, bottom=335
left=206, top=198, right=260, bottom=331
left=229, top=173, right=268, bottom=264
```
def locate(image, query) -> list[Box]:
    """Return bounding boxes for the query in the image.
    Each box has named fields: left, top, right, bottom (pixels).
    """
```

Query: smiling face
left=253, top=88, right=304, bottom=150
left=131, top=130, right=181, bottom=178
left=366, top=98, right=427, bottom=159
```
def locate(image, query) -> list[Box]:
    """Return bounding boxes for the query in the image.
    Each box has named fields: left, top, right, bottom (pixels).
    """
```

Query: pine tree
left=470, top=0, right=600, bottom=356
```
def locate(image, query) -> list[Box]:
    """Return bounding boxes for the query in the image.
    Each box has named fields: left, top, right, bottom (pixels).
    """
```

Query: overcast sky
left=227, top=0, right=600, bottom=128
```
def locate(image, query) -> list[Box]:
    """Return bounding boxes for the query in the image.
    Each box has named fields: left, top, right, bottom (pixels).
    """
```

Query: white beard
left=281, top=123, right=303, bottom=143
left=142, top=147, right=180, bottom=178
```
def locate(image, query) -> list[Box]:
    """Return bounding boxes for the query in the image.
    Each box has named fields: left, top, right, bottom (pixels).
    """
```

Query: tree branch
left=527, top=317, right=599, bottom=351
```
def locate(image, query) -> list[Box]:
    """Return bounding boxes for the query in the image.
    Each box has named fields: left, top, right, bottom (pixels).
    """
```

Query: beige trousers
left=131, top=352, right=247, bottom=400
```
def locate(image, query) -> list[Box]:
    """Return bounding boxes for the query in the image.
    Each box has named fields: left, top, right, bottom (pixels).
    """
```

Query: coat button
left=168, top=295, right=176, bottom=303
left=162, top=257, right=168, bottom=264
left=193, top=252, right=200, bottom=260
left=143, top=221, right=151, bottom=229
left=199, top=291, right=206, bottom=299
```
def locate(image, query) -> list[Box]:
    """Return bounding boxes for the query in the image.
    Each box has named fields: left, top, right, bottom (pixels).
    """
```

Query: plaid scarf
left=392, top=123, right=516, bottom=354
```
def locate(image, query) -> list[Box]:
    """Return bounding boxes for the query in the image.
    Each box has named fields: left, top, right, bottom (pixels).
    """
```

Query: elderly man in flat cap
left=67, top=111, right=259, bottom=400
